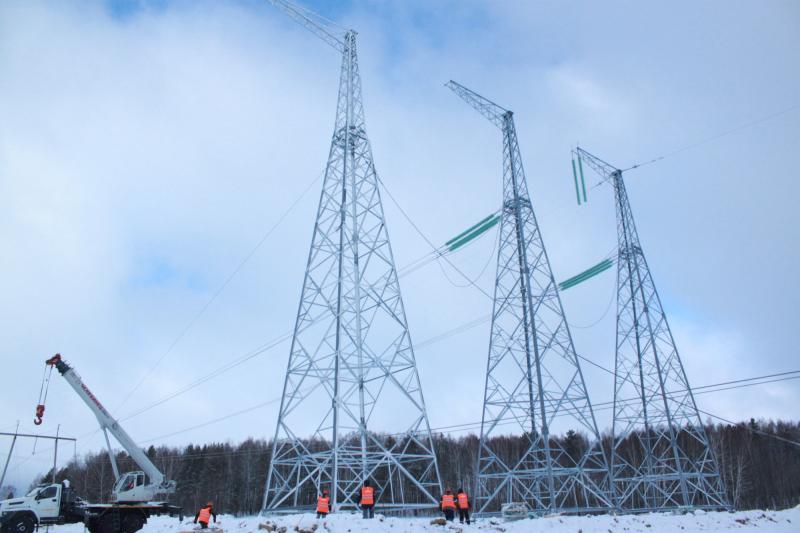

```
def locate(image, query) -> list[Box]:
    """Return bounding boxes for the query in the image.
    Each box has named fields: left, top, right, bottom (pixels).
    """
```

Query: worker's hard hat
left=206, top=501, right=213, bottom=507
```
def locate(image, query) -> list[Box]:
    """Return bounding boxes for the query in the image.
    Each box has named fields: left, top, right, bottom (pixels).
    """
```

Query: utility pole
left=0, top=429, right=77, bottom=490
left=574, top=147, right=729, bottom=512
left=52, top=425, right=60, bottom=483
left=447, top=81, right=612, bottom=515
left=262, top=0, right=441, bottom=513
left=0, top=423, right=20, bottom=492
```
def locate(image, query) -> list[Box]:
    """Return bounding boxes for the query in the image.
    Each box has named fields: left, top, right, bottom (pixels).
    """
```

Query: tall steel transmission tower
left=574, top=147, right=728, bottom=512
left=447, top=81, right=612, bottom=515
left=262, top=1, right=441, bottom=512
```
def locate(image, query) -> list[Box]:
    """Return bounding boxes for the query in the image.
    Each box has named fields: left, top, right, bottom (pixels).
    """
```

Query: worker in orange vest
left=194, top=502, right=217, bottom=529
left=316, top=489, right=332, bottom=518
left=456, top=487, right=471, bottom=524
left=357, top=479, right=375, bottom=519
left=440, top=488, right=456, bottom=522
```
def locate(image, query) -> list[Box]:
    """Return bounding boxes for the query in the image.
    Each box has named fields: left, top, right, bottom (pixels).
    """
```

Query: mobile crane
left=0, top=354, right=181, bottom=533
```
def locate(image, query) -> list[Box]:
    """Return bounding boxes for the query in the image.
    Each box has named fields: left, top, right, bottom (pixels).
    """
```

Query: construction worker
left=194, top=502, right=217, bottom=529
left=456, top=487, right=471, bottom=524
left=357, top=479, right=375, bottom=519
left=440, top=488, right=456, bottom=522
left=316, top=489, right=331, bottom=518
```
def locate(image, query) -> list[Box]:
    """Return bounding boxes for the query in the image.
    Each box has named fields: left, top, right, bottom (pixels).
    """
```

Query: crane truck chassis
left=0, top=481, right=182, bottom=533
left=1, top=355, right=182, bottom=533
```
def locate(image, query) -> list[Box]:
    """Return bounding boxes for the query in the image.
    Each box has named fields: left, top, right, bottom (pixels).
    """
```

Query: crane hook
left=34, top=355, right=59, bottom=426
left=34, top=404, right=45, bottom=425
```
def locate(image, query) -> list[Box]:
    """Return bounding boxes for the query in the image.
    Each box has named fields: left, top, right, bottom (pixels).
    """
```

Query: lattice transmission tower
left=447, top=81, right=612, bottom=515
left=262, top=1, right=441, bottom=512
left=574, top=147, right=728, bottom=512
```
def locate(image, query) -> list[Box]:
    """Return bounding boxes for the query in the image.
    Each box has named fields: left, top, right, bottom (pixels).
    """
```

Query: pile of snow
left=51, top=507, right=799, bottom=533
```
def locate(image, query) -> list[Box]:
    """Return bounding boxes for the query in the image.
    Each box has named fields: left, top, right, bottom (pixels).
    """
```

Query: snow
left=49, top=507, right=800, bottom=533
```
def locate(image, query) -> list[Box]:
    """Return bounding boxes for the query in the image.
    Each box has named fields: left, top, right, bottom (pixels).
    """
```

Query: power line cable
left=13, top=371, right=799, bottom=475
left=114, top=211, right=501, bottom=423
left=697, top=409, right=800, bottom=448
left=622, top=103, right=800, bottom=172
left=372, top=188, right=800, bottom=451
left=133, top=372, right=800, bottom=449
left=113, top=169, right=325, bottom=414
left=378, top=176, right=495, bottom=300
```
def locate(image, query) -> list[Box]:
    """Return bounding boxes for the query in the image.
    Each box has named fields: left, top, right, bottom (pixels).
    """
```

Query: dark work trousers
left=361, top=505, right=374, bottom=519
left=316, top=512, right=328, bottom=519
left=443, top=509, right=455, bottom=522
left=458, top=509, right=470, bottom=524
left=198, top=522, right=209, bottom=530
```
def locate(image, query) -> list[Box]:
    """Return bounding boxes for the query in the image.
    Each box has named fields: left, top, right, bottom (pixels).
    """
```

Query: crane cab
left=111, top=471, right=152, bottom=503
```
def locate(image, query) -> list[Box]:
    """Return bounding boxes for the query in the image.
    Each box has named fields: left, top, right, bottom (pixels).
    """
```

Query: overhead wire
left=136, top=370, right=800, bottom=451
left=21, top=120, right=800, bottom=474
left=434, top=227, right=498, bottom=289
left=119, top=161, right=800, bottom=451
left=564, top=245, right=618, bottom=329
left=621, top=103, right=800, bottom=172
left=567, top=280, right=616, bottom=330
left=697, top=409, right=800, bottom=449
left=43, top=377, right=799, bottom=467
left=427, top=373, right=800, bottom=439
left=113, top=168, right=325, bottom=414
left=377, top=176, right=494, bottom=300
left=374, top=184, right=800, bottom=451
left=114, top=205, right=502, bottom=424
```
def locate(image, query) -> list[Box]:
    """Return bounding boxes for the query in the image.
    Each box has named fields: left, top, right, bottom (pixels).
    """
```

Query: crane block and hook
left=33, top=353, right=62, bottom=425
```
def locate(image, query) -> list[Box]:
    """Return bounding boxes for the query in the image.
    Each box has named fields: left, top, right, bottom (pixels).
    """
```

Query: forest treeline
left=35, top=419, right=800, bottom=516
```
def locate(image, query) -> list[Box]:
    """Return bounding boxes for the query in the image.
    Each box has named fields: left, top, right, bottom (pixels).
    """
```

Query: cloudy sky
left=1, top=0, right=798, bottom=491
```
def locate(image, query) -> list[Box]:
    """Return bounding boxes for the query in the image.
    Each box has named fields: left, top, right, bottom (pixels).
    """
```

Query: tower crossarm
left=267, top=0, right=348, bottom=53
left=446, top=80, right=510, bottom=129
left=574, top=147, right=619, bottom=182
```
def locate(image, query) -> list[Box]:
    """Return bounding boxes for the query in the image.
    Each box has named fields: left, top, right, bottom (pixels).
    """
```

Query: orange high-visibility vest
left=361, top=486, right=374, bottom=505
left=198, top=507, right=212, bottom=523
left=317, top=496, right=330, bottom=513
left=441, top=494, right=456, bottom=509
left=457, top=493, right=469, bottom=509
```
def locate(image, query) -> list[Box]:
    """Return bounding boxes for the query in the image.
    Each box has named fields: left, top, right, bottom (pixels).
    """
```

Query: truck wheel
left=98, top=514, right=120, bottom=533
left=9, top=516, right=35, bottom=533
left=121, top=514, right=145, bottom=533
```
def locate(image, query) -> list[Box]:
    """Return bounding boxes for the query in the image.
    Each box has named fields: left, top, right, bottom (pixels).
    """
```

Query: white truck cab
left=0, top=481, right=80, bottom=533
left=27, top=484, right=61, bottom=520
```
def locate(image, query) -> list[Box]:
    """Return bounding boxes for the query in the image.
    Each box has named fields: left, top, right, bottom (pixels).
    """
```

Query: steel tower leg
left=446, top=81, right=612, bottom=516
left=262, top=31, right=441, bottom=513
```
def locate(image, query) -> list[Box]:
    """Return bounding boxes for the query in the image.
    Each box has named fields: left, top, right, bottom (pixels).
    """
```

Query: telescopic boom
left=44, top=354, right=175, bottom=502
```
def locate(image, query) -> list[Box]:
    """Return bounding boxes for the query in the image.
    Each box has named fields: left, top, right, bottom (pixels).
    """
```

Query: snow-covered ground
left=51, top=507, right=800, bottom=533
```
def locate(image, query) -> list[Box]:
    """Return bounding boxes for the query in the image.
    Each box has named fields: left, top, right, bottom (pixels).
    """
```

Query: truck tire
left=98, top=513, right=121, bottom=533
left=6, top=515, right=35, bottom=533
left=121, top=513, right=145, bottom=533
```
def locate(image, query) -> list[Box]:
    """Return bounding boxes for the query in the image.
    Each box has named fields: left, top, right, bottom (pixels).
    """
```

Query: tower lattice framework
left=575, top=148, right=728, bottom=512
left=262, top=1, right=441, bottom=513
left=448, top=81, right=612, bottom=515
